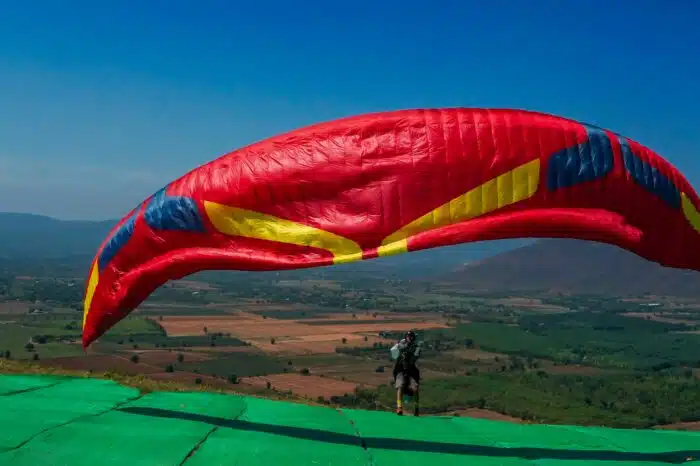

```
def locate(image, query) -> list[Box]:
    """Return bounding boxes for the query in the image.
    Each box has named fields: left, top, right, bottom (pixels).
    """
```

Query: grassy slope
left=0, top=358, right=320, bottom=405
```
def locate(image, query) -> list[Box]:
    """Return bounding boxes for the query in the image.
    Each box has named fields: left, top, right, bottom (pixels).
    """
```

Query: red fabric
left=82, top=108, right=700, bottom=347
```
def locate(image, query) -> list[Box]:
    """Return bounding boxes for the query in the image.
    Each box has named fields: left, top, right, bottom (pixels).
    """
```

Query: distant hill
left=0, top=213, right=114, bottom=259
left=439, top=239, right=700, bottom=297
left=3, top=212, right=700, bottom=295
left=316, top=238, right=532, bottom=278
left=0, top=212, right=527, bottom=278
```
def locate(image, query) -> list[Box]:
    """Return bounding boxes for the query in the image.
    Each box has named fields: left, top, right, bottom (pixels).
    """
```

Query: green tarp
left=0, top=374, right=698, bottom=465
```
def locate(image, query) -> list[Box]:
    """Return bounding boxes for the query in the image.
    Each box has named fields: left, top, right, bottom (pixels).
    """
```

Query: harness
left=395, top=340, right=419, bottom=372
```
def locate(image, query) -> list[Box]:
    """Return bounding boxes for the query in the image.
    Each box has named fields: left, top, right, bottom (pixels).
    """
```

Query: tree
left=341, top=337, right=347, bottom=344
left=165, top=364, right=174, bottom=373
left=228, top=375, right=239, bottom=384
left=25, top=342, right=35, bottom=352
left=300, top=368, right=310, bottom=376
left=130, top=354, right=140, bottom=363
left=177, top=354, right=184, bottom=363
left=266, top=381, right=272, bottom=389
left=270, top=338, right=276, bottom=344
left=203, top=326, right=208, bottom=334
left=194, top=378, right=202, bottom=385
left=32, top=353, right=40, bottom=361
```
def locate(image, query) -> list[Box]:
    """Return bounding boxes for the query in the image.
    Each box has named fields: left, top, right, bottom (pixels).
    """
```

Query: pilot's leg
left=411, top=367, right=420, bottom=416
left=395, top=372, right=405, bottom=415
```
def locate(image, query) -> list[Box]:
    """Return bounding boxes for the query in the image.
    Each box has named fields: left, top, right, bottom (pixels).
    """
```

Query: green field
left=137, top=307, right=231, bottom=316
left=399, top=314, right=700, bottom=370
left=98, top=333, right=248, bottom=348
left=342, top=371, right=700, bottom=429
left=304, top=318, right=418, bottom=326
left=253, top=308, right=351, bottom=319
left=0, top=324, right=82, bottom=360
left=0, top=315, right=165, bottom=360
left=180, top=352, right=288, bottom=378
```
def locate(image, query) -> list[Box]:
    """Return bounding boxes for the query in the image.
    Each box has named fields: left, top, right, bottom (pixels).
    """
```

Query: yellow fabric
left=378, top=158, right=540, bottom=257
left=204, top=201, right=364, bottom=264
left=681, top=193, right=700, bottom=234
left=82, top=262, right=99, bottom=329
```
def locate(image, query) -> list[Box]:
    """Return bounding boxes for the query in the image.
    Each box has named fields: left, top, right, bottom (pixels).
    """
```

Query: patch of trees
left=333, top=372, right=700, bottom=429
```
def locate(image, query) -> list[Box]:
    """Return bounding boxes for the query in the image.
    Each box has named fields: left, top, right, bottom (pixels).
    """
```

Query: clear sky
left=0, top=0, right=697, bottom=220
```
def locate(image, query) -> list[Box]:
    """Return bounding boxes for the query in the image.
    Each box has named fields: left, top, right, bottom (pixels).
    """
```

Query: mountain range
left=443, top=239, right=700, bottom=297
left=0, top=213, right=113, bottom=259
left=0, top=212, right=526, bottom=278
left=0, top=212, right=699, bottom=296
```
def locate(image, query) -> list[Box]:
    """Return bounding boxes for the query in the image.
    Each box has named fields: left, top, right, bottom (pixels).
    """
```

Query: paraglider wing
left=82, top=108, right=700, bottom=346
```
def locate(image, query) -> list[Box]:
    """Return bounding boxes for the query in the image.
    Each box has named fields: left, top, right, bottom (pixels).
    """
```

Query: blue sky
left=0, top=0, right=697, bottom=220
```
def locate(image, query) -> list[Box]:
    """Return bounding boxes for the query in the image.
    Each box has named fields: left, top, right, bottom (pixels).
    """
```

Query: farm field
left=170, top=280, right=220, bottom=291
left=622, top=311, right=700, bottom=326
left=0, top=301, right=33, bottom=314
left=127, top=349, right=214, bottom=365
left=287, top=353, right=452, bottom=387
left=313, top=362, right=448, bottom=386
left=0, top=321, right=84, bottom=359
left=251, top=334, right=390, bottom=355
left=490, top=297, right=570, bottom=313
left=185, top=345, right=259, bottom=353
left=448, top=348, right=506, bottom=361
left=448, top=408, right=525, bottom=423
left=288, top=354, right=392, bottom=386
left=157, top=311, right=448, bottom=355
left=40, top=354, right=163, bottom=375
left=275, top=279, right=343, bottom=290
left=146, top=371, right=234, bottom=389
left=538, top=362, right=612, bottom=375
left=243, top=373, right=359, bottom=399
left=160, top=314, right=447, bottom=337
left=177, top=351, right=288, bottom=378
left=654, top=421, right=700, bottom=431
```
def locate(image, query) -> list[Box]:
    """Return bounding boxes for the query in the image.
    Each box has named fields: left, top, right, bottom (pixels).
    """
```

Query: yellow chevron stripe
left=204, top=201, right=364, bottom=264
left=82, top=262, right=99, bottom=329
left=378, top=159, right=541, bottom=257
left=681, top=193, right=700, bottom=234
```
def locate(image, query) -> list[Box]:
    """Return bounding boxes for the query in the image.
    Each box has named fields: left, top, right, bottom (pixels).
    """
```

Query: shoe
left=396, top=408, right=403, bottom=415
